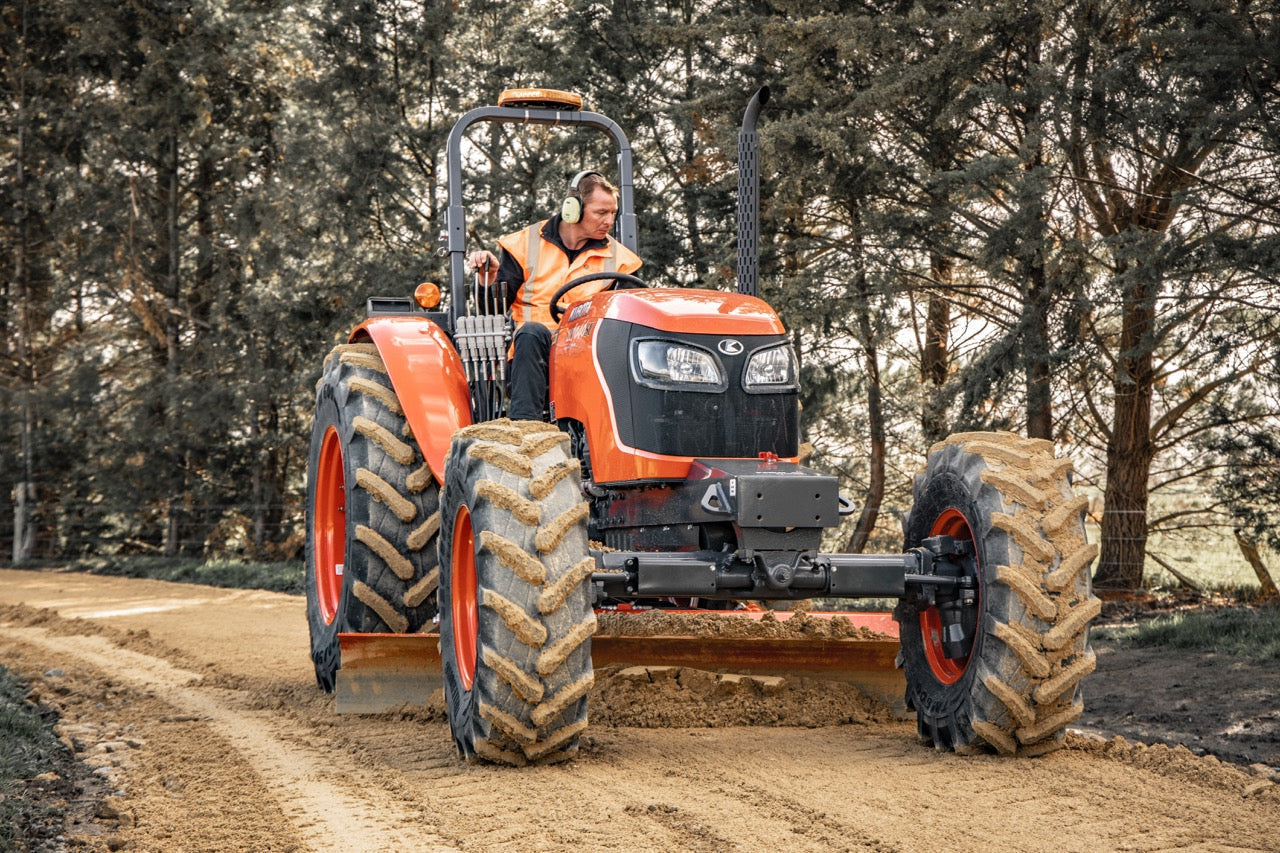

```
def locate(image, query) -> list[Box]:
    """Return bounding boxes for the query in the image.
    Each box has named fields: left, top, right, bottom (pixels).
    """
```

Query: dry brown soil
left=2, top=567, right=1277, bottom=852
left=1079, top=595, right=1280, bottom=770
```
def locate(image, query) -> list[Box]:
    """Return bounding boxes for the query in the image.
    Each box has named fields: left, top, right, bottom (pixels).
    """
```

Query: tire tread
left=304, top=344, right=441, bottom=691
left=900, top=431, right=1100, bottom=755
left=439, top=419, right=594, bottom=765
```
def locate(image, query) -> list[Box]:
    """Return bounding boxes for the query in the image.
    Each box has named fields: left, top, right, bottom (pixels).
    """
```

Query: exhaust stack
left=736, top=86, right=770, bottom=297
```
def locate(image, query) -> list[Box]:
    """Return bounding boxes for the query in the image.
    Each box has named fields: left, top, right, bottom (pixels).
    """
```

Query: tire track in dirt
left=3, top=570, right=1278, bottom=851
left=0, top=623, right=456, bottom=853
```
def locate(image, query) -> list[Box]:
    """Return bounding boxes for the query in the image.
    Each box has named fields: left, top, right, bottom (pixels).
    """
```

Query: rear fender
left=352, top=316, right=471, bottom=485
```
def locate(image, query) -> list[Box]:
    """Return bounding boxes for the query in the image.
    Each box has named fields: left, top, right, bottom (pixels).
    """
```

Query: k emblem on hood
left=718, top=339, right=744, bottom=356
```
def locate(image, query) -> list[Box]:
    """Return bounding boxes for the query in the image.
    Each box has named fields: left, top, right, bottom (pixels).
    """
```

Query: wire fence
left=2, top=498, right=1274, bottom=592
left=1, top=500, right=306, bottom=561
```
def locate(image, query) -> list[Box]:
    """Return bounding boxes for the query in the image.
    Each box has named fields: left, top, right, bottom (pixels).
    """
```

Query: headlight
left=743, top=343, right=799, bottom=392
left=632, top=340, right=726, bottom=392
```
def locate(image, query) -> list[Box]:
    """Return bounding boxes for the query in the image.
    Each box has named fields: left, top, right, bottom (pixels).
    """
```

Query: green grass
left=0, top=665, right=71, bottom=849
left=1096, top=605, right=1280, bottom=664
left=66, top=555, right=304, bottom=595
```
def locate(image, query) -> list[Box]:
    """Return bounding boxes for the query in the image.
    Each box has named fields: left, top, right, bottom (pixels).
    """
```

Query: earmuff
left=561, top=170, right=603, bottom=224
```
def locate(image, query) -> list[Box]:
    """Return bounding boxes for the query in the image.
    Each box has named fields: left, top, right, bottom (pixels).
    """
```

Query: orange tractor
left=305, top=88, right=1100, bottom=765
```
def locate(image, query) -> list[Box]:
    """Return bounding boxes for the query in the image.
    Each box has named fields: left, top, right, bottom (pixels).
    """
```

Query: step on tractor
left=305, top=86, right=1101, bottom=766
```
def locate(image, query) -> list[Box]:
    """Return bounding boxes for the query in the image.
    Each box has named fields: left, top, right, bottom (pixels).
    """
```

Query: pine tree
left=1057, top=0, right=1280, bottom=588
left=1, top=0, right=102, bottom=560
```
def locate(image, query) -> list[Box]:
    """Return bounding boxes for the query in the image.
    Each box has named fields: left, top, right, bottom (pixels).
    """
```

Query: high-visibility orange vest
left=498, top=219, right=642, bottom=329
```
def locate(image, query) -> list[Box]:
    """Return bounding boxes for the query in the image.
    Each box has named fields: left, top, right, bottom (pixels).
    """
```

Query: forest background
left=3, top=0, right=1279, bottom=592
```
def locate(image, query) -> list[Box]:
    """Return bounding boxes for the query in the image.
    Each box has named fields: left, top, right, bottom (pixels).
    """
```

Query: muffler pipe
left=736, top=85, right=769, bottom=297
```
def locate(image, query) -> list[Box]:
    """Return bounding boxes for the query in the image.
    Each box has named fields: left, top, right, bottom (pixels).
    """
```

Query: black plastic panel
left=596, top=319, right=799, bottom=458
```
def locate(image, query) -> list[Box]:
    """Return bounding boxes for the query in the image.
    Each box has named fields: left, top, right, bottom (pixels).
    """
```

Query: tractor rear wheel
left=897, top=432, right=1100, bottom=755
left=438, top=420, right=595, bottom=765
left=305, top=343, right=441, bottom=691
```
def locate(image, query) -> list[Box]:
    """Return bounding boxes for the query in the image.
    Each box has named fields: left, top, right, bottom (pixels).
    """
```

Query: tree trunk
left=846, top=343, right=885, bottom=554
left=921, top=252, right=952, bottom=443
left=1024, top=257, right=1052, bottom=440
left=262, top=400, right=289, bottom=554
left=1094, top=270, right=1156, bottom=588
left=1234, top=530, right=1279, bottom=600
left=162, top=130, right=183, bottom=556
left=679, top=0, right=707, bottom=284
left=1021, top=76, right=1052, bottom=441
left=11, top=9, right=36, bottom=563
left=844, top=203, right=884, bottom=554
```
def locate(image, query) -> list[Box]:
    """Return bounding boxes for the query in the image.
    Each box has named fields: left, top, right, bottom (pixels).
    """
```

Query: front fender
left=352, top=316, right=471, bottom=485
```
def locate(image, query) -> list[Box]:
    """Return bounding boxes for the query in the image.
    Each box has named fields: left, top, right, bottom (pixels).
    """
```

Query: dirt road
left=2, top=568, right=1276, bottom=852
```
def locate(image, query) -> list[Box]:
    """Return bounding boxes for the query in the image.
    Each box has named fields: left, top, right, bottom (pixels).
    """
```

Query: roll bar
left=444, top=105, right=637, bottom=329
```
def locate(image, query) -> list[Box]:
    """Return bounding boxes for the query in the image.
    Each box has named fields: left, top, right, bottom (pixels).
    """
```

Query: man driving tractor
left=467, top=170, right=643, bottom=420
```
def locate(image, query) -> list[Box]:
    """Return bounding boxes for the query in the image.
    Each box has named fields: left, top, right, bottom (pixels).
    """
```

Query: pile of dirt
left=594, top=608, right=891, bottom=640
left=1, top=602, right=108, bottom=636
left=588, top=611, right=899, bottom=729
left=1065, top=731, right=1280, bottom=801
left=589, top=664, right=895, bottom=728
left=1, top=603, right=209, bottom=676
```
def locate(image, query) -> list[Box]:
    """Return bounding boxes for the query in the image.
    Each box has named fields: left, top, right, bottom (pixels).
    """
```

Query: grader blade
left=335, top=632, right=443, bottom=714
left=335, top=611, right=902, bottom=715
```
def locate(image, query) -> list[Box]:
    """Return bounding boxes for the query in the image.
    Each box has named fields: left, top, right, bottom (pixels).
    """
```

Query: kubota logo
left=718, top=339, right=744, bottom=356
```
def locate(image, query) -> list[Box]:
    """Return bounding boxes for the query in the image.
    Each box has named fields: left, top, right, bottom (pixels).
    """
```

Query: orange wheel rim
left=920, top=508, right=978, bottom=685
left=451, top=505, right=478, bottom=691
left=314, top=427, right=346, bottom=625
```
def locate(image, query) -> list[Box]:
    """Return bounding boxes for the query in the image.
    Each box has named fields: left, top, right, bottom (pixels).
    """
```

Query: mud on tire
left=438, top=419, right=595, bottom=766
left=305, top=343, right=441, bottom=691
left=896, top=431, right=1101, bottom=755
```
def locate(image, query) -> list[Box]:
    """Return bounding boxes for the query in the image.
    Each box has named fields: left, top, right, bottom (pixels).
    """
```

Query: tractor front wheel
left=897, top=432, right=1100, bottom=755
left=304, top=344, right=441, bottom=691
left=438, top=420, right=595, bottom=765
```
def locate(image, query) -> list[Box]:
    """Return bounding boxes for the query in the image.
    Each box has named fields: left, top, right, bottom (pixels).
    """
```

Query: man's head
left=561, top=171, right=618, bottom=243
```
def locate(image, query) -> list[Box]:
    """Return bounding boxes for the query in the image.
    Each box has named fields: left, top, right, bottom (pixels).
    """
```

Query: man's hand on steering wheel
left=549, top=272, right=648, bottom=323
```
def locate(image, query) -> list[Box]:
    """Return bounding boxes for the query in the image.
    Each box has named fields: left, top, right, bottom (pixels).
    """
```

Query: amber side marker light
left=414, top=281, right=441, bottom=310
left=497, top=88, right=583, bottom=110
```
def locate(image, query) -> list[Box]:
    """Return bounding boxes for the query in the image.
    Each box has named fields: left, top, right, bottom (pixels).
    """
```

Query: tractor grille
left=595, top=320, right=799, bottom=459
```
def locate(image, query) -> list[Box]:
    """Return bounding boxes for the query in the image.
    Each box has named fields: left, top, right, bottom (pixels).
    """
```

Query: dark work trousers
left=508, top=323, right=553, bottom=421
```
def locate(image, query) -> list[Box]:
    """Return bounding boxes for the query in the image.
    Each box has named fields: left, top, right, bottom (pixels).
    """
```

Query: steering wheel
left=549, top=272, right=648, bottom=323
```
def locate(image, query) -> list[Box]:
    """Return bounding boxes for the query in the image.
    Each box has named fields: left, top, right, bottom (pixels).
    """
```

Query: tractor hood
left=591, top=288, right=787, bottom=336
left=551, top=285, right=799, bottom=485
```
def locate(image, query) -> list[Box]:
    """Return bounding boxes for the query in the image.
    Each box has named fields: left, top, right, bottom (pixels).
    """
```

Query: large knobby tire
left=305, top=343, right=441, bottom=691
left=897, top=431, right=1101, bottom=756
left=438, top=419, right=595, bottom=766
